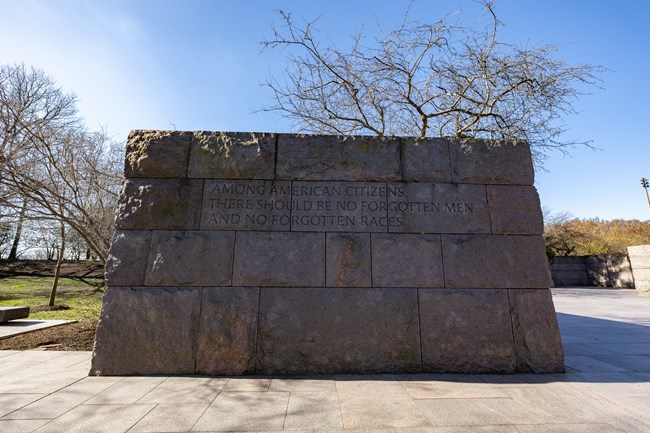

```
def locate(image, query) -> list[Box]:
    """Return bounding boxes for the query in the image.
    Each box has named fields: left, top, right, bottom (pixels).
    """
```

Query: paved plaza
left=0, top=288, right=648, bottom=433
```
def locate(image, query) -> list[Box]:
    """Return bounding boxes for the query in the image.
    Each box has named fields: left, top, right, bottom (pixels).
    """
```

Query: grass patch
left=0, top=276, right=104, bottom=322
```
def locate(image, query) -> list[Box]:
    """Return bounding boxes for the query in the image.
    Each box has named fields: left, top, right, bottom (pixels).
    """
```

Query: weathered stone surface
left=442, top=235, right=552, bottom=288
left=188, top=131, right=275, bottom=179
left=145, top=231, right=235, bottom=286
left=419, top=289, right=516, bottom=373
left=371, top=234, right=443, bottom=287
left=606, top=255, right=635, bottom=288
left=508, top=289, right=565, bottom=373
left=487, top=185, right=543, bottom=235
left=387, top=182, right=490, bottom=234
left=90, top=287, right=200, bottom=375
left=196, top=287, right=259, bottom=375
left=104, top=230, right=151, bottom=286
left=0, top=306, right=30, bottom=323
left=450, top=140, right=534, bottom=185
left=125, top=130, right=192, bottom=178
left=256, top=287, right=421, bottom=374
left=326, top=233, right=371, bottom=287
left=233, top=232, right=325, bottom=286
left=276, top=134, right=401, bottom=181
left=292, top=181, right=393, bottom=232
left=627, top=245, right=650, bottom=296
left=401, top=137, right=452, bottom=182
left=201, top=180, right=291, bottom=231
left=628, top=245, right=650, bottom=265
left=115, top=179, right=203, bottom=230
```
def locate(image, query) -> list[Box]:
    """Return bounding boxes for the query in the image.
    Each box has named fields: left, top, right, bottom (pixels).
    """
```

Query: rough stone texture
left=188, top=131, right=275, bottom=179
left=0, top=306, right=30, bottom=323
left=326, top=233, right=371, bottom=287
left=276, top=134, right=401, bottom=181
left=628, top=245, right=650, bottom=297
left=508, top=289, right=565, bottom=373
left=115, top=179, right=203, bottom=230
left=104, top=230, right=151, bottom=286
left=604, top=254, right=635, bottom=288
left=371, top=234, right=444, bottom=288
left=256, top=287, right=421, bottom=374
left=94, top=130, right=563, bottom=375
left=233, top=232, right=325, bottom=286
left=401, top=137, right=452, bottom=182
left=196, top=287, right=259, bottom=375
left=419, top=289, right=516, bottom=373
left=442, top=235, right=552, bottom=288
left=487, top=185, right=543, bottom=235
left=387, top=182, right=490, bottom=234
left=90, top=287, right=200, bottom=375
left=450, top=140, right=534, bottom=185
left=145, top=231, right=235, bottom=286
left=125, top=130, right=192, bottom=178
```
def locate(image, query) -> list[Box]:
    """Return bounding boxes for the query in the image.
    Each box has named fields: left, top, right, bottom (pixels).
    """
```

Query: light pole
left=642, top=178, right=650, bottom=211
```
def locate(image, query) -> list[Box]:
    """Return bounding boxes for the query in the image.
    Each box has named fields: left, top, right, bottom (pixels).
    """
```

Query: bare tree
left=261, top=2, right=604, bottom=163
left=0, top=63, right=122, bottom=263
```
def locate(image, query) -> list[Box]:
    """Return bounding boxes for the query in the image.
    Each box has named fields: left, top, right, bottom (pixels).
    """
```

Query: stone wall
left=549, top=255, right=634, bottom=288
left=90, top=131, right=564, bottom=375
left=628, top=245, right=650, bottom=297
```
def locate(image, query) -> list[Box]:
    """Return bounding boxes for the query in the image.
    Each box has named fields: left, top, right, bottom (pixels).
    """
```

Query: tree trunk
left=49, top=223, right=65, bottom=307
left=8, top=201, right=26, bottom=261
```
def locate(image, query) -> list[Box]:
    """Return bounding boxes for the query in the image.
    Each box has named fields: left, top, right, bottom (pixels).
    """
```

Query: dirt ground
left=0, top=260, right=102, bottom=351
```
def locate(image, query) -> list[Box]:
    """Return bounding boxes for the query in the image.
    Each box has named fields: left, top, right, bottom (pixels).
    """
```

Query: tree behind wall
left=262, top=1, right=604, bottom=164
left=0, top=63, right=122, bottom=263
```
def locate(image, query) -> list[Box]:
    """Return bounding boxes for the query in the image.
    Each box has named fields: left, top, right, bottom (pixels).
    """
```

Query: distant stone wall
left=628, top=245, right=650, bottom=297
left=90, top=131, right=564, bottom=376
left=549, top=255, right=634, bottom=288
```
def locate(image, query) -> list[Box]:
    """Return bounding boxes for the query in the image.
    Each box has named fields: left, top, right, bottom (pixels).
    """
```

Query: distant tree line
left=544, top=211, right=650, bottom=258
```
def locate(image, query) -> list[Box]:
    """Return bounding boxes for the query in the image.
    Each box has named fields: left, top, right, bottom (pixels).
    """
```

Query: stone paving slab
left=0, top=288, right=648, bottom=433
left=0, top=320, right=75, bottom=340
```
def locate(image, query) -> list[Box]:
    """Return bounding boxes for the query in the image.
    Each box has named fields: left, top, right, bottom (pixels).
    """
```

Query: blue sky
left=1, top=0, right=649, bottom=221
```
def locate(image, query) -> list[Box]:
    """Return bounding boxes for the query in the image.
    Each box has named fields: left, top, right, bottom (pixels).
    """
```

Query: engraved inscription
left=387, top=182, right=491, bottom=234
left=201, top=180, right=292, bottom=230
left=201, top=180, right=487, bottom=233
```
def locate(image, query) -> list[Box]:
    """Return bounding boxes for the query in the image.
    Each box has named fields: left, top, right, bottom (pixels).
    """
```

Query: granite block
left=276, top=134, right=401, bottom=181
left=326, top=233, right=371, bottom=287
left=387, top=182, right=490, bottom=234
left=401, top=137, right=452, bottom=182
left=233, top=232, right=325, bottom=286
left=104, top=230, right=151, bottom=286
left=115, top=178, right=203, bottom=230
left=90, top=287, right=200, bottom=375
left=125, top=130, right=192, bottom=178
left=442, top=235, right=552, bottom=288
left=371, top=233, right=443, bottom=287
left=188, top=131, right=275, bottom=179
left=419, top=289, right=516, bottom=373
left=487, top=185, right=544, bottom=235
left=145, top=231, right=235, bottom=286
left=257, top=287, right=421, bottom=374
left=450, top=140, right=534, bottom=185
left=195, top=287, right=259, bottom=375
left=201, top=180, right=291, bottom=231
left=508, top=289, right=565, bottom=373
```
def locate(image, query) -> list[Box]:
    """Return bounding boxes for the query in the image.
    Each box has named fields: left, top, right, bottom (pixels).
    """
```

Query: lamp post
left=642, top=178, right=650, bottom=211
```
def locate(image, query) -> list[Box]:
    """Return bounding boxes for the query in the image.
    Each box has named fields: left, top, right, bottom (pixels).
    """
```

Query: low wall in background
left=549, top=255, right=634, bottom=288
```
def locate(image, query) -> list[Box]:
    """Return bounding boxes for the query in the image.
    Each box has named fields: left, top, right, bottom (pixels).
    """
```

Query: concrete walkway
left=0, top=288, right=648, bottom=433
